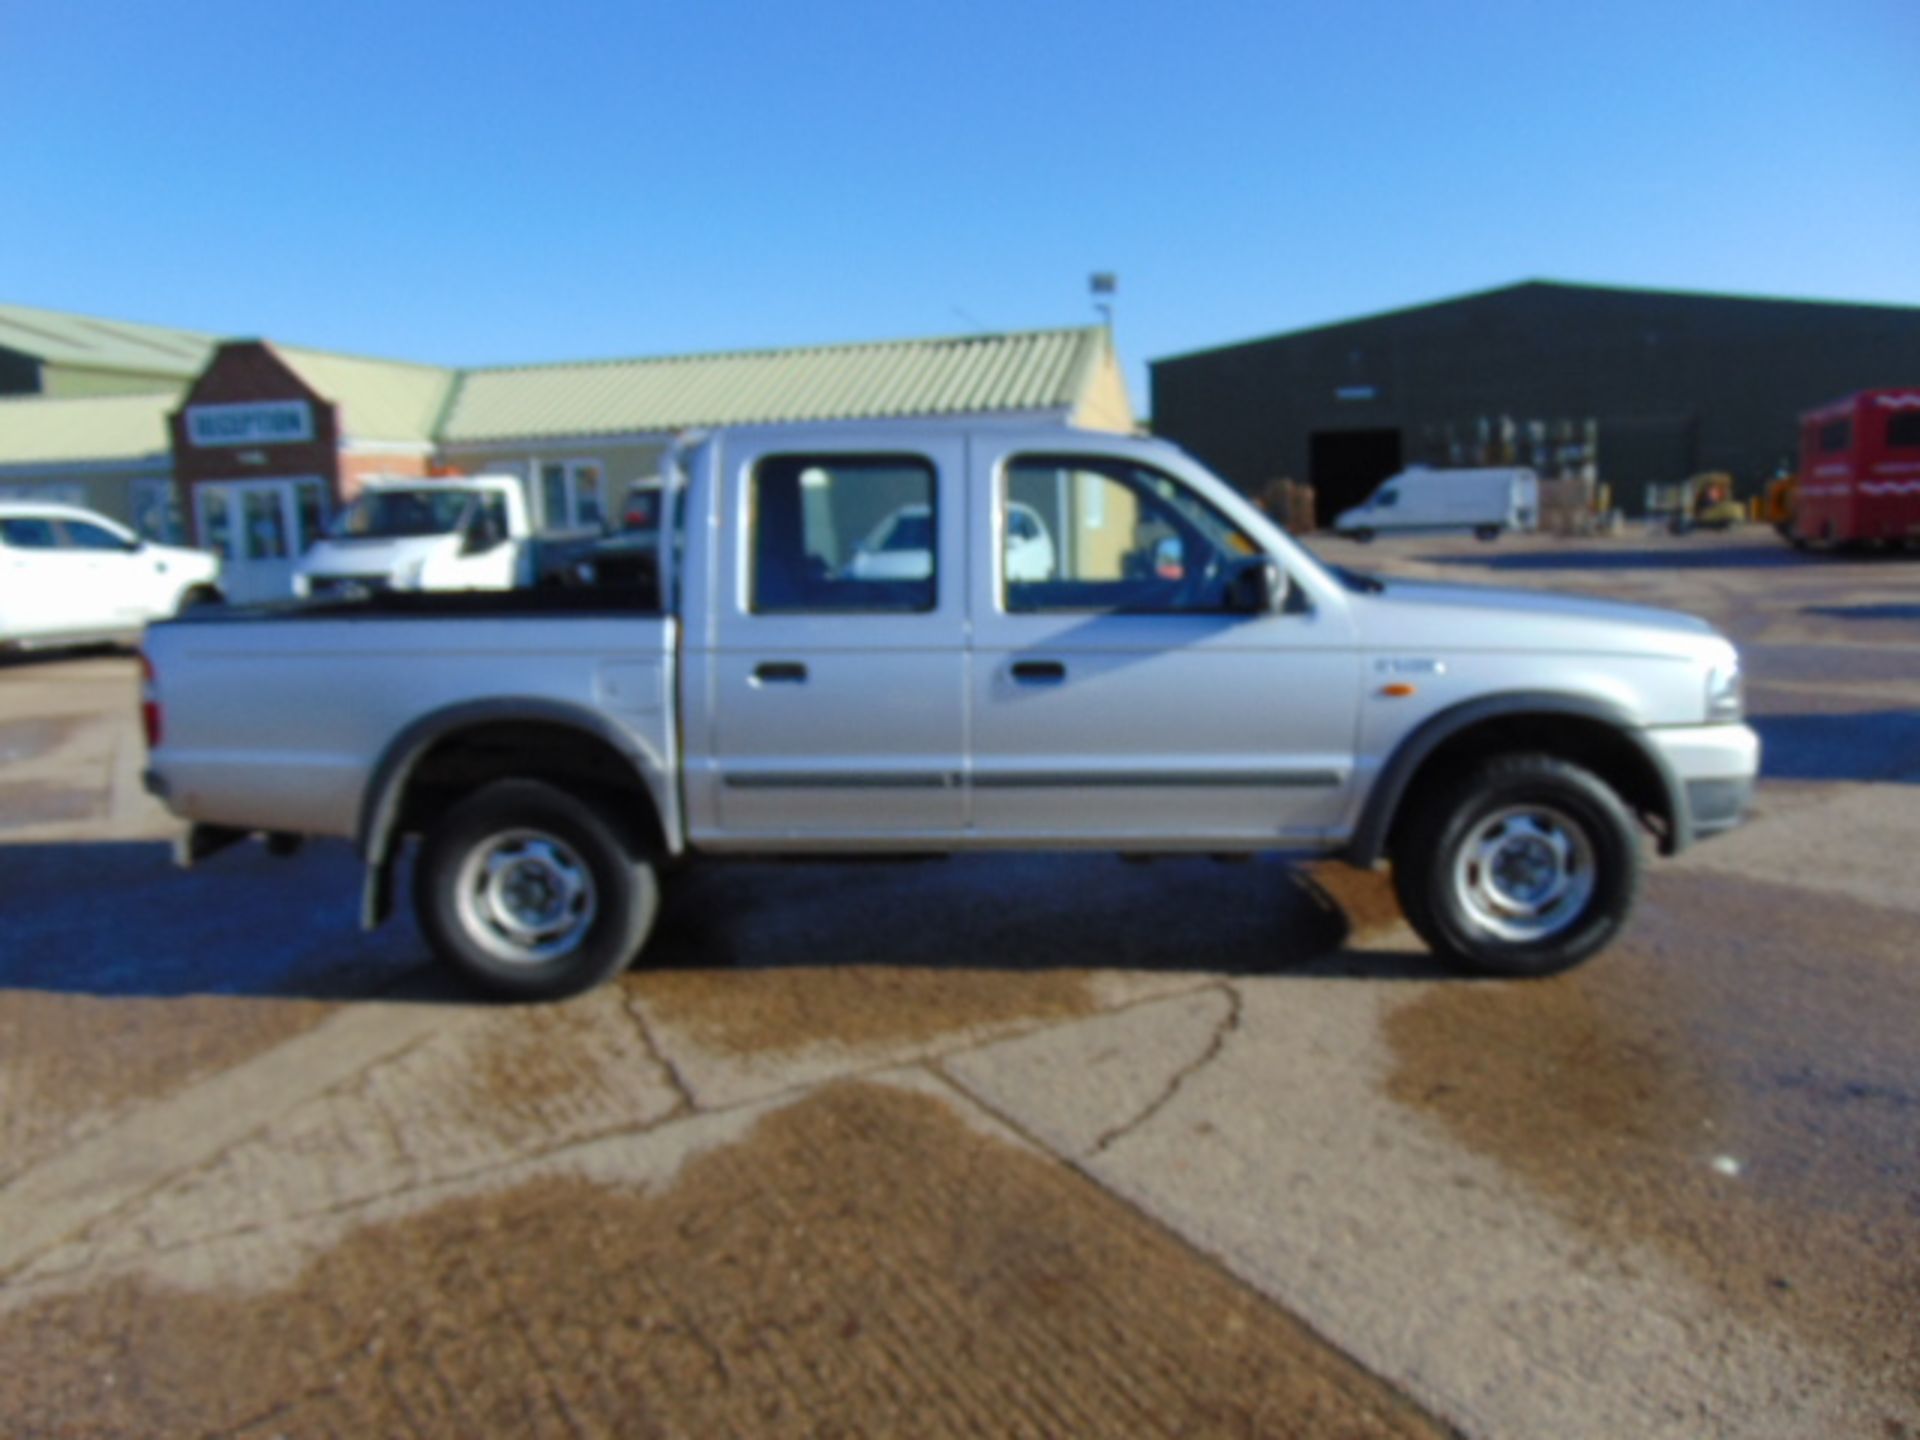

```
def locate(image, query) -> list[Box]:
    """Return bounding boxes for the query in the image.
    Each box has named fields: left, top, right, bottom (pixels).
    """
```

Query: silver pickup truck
left=142, top=424, right=1759, bottom=998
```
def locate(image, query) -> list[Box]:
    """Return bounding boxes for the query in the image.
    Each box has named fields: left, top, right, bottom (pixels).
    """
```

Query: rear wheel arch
left=1349, top=695, right=1687, bottom=867
left=357, top=702, right=676, bottom=925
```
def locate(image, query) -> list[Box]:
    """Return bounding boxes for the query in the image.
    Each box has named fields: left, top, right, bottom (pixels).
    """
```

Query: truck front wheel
left=414, top=779, right=658, bottom=1000
left=1391, top=754, right=1639, bottom=977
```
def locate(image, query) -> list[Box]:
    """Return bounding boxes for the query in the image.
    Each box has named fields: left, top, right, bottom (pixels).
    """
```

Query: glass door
left=194, top=477, right=330, bottom=604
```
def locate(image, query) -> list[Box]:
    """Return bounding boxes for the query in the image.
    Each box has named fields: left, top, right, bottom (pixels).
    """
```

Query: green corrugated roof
left=273, top=345, right=455, bottom=445
left=0, top=311, right=1114, bottom=465
left=0, top=392, right=174, bottom=467
left=0, top=302, right=215, bottom=380
left=437, top=326, right=1107, bottom=443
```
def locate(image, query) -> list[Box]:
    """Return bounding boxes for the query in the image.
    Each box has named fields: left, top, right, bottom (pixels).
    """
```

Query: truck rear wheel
left=1392, top=754, right=1639, bottom=977
left=414, top=779, right=658, bottom=1000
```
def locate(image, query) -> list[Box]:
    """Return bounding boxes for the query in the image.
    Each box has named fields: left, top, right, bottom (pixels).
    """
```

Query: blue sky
left=3, top=0, right=1916, bottom=409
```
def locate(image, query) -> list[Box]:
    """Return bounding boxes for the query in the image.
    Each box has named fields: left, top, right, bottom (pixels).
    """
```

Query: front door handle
left=1011, top=660, right=1066, bottom=684
left=753, top=661, right=808, bottom=684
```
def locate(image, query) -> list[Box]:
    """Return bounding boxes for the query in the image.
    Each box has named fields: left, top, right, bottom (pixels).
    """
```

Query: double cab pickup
left=142, top=425, right=1760, bottom=997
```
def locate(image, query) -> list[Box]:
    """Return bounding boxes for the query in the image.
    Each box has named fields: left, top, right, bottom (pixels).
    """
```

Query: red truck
left=1793, top=388, right=1920, bottom=548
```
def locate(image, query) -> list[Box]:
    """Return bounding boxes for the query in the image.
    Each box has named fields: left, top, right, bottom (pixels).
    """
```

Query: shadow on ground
left=1751, top=710, right=1920, bottom=783
left=0, top=840, right=431, bottom=1003
left=0, top=644, right=134, bottom=672
left=1413, top=544, right=1812, bottom=572
left=0, top=839, right=1444, bottom=1003
left=1802, top=603, right=1920, bottom=623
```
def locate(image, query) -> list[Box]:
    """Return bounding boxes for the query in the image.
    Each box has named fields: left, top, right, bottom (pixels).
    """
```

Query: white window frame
left=536, top=458, right=606, bottom=532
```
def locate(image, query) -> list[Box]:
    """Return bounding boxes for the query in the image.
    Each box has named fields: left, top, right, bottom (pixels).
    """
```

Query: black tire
left=414, top=779, right=658, bottom=1000
left=1473, top=524, right=1501, bottom=542
left=173, top=585, right=224, bottom=616
left=1349, top=528, right=1375, bottom=544
left=1392, top=754, right=1640, bottom=978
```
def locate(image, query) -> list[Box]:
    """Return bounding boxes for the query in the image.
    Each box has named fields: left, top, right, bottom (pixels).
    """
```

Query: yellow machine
left=1665, top=472, right=1746, bottom=533
left=1763, top=470, right=1799, bottom=539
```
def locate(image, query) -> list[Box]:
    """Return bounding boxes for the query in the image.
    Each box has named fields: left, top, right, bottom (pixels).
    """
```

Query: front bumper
left=1648, top=722, right=1762, bottom=843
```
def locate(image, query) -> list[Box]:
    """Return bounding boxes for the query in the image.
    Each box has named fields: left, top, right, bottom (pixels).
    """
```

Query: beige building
left=436, top=326, right=1136, bottom=531
left=0, top=304, right=1136, bottom=595
left=0, top=391, right=180, bottom=534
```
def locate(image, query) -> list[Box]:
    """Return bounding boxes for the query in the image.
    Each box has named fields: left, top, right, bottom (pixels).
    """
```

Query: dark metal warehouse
left=1149, top=281, right=1920, bottom=524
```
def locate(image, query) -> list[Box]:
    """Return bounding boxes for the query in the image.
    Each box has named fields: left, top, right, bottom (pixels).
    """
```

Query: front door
left=694, top=439, right=968, bottom=842
left=195, top=478, right=329, bottom=603
left=967, top=447, right=1362, bottom=846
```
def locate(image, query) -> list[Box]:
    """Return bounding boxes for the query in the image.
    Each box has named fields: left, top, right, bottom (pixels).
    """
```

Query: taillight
left=139, top=651, right=162, bottom=750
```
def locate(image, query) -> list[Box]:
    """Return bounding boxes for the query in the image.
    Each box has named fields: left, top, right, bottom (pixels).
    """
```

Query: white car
left=847, top=501, right=1056, bottom=582
left=0, top=503, right=222, bottom=651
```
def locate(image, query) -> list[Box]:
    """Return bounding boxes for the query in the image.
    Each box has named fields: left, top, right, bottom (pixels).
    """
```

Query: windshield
left=331, top=488, right=478, bottom=540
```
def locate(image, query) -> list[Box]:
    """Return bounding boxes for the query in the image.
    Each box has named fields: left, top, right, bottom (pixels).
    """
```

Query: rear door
left=967, top=444, right=1362, bottom=846
left=691, top=437, right=968, bottom=843
left=0, top=514, right=91, bottom=641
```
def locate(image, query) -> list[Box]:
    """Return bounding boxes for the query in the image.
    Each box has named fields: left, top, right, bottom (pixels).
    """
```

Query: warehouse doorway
left=1308, top=429, right=1402, bottom=529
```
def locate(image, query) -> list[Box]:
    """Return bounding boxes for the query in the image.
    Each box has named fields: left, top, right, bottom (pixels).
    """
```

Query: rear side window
left=0, top=517, right=59, bottom=549
left=750, top=453, right=937, bottom=613
left=1887, top=412, right=1920, bottom=450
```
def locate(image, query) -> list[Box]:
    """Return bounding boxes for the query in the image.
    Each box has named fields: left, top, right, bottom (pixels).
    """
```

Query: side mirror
left=1226, top=556, right=1287, bottom=615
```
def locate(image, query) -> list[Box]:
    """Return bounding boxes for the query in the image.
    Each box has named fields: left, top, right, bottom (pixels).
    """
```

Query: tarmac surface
left=1, top=525, right=1916, bottom=1437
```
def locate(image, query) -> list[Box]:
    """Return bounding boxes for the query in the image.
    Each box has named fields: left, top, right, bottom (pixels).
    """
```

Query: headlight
left=1706, top=660, right=1743, bottom=722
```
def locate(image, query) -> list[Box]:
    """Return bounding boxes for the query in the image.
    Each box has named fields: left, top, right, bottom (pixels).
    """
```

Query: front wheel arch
left=1349, top=696, right=1687, bottom=868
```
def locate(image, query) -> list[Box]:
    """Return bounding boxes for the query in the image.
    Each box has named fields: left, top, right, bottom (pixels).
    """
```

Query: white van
left=1334, top=466, right=1539, bottom=542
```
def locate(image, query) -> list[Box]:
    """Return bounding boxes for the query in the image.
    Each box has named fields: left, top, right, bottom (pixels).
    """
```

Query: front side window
left=1375, top=488, right=1400, bottom=509
left=59, top=519, right=131, bottom=551
left=1001, top=455, right=1256, bottom=613
left=751, top=453, right=936, bottom=613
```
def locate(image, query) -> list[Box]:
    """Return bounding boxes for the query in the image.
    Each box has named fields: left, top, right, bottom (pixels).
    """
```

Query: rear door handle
left=752, top=661, right=808, bottom=684
left=1011, top=660, right=1066, bottom=684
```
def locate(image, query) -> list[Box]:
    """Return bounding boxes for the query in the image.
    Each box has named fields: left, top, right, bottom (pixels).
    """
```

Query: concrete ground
left=1, top=525, right=1915, bottom=1438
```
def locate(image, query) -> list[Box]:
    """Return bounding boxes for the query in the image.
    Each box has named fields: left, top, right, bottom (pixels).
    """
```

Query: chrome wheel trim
left=1452, top=804, right=1596, bottom=944
left=454, top=828, right=599, bottom=965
